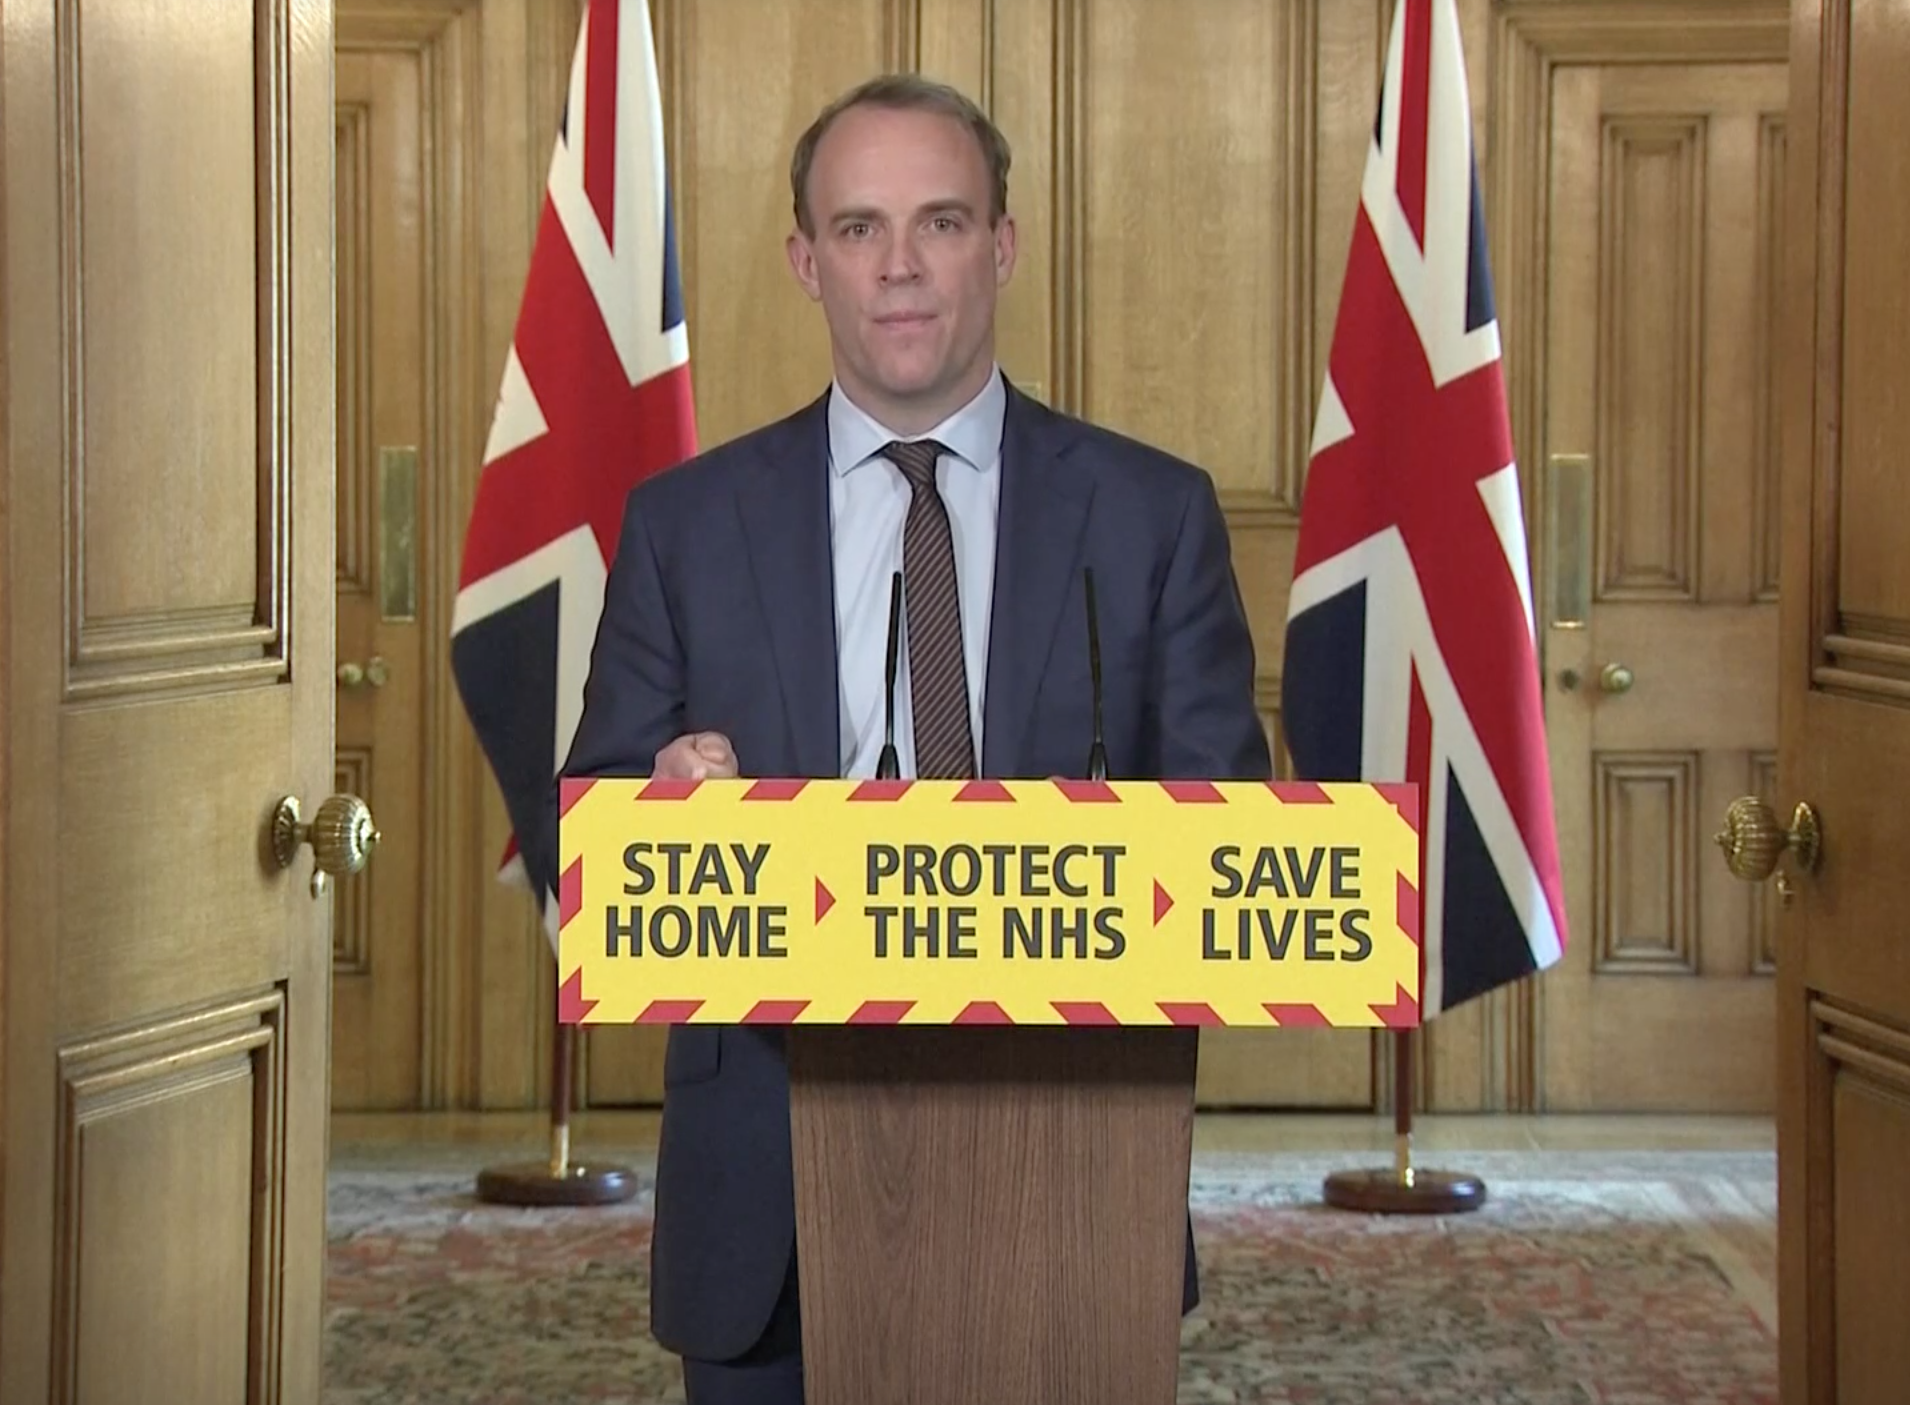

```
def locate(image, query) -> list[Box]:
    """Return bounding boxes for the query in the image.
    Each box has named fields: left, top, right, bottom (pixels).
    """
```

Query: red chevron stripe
left=557, top=967, right=598, bottom=1022
left=744, top=779, right=809, bottom=801
left=849, top=780, right=912, bottom=801
left=1263, top=1003, right=1330, bottom=1026
left=954, top=780, right=1015, bottom=802
left=953, top=1001, right=1013, bottom=1024
left=742, top=999, right=811, bottom=1023
left=1397, top=872, right=1422, bottom=947
left=847, top=999, right=916, bottom=1023
left=635, top=999, right=705, bottom=1023
left=1160, top=780, right=1225, bottom=803
left=1371, top=985, right=1419, bottom=1028
left=1158, top=1002, right=1224, bottom=1026
left=1268, top=781, right=1332, bottom=803
left=559, top=858, right=584, bottom=927
left=559, top=777, right=597, bottom=818
left=1375, top=780, right=1421, bottom=832
left=1053, top=1001, right=1119, bottom=1025
left=638, top=778, right=701, bottom=800
left=1052, top=779, right=1120, bottom=802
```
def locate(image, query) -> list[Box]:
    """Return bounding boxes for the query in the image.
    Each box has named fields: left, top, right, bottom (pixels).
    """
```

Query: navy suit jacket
left=551, top=379, right=1272, bottom=1362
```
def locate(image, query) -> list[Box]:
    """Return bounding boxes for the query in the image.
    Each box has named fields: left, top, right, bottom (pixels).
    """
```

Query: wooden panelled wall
left=335, top=0, right=1792, bottom=1112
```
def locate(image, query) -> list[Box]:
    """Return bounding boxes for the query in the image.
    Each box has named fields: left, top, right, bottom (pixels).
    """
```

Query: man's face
left=788, top=104, right=1016, bottom=428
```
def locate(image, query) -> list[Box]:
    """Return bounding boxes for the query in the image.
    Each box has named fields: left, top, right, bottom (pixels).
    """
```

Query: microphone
left=1084, top=568, right=1108, bottom=782
left=877, top=569, right=903, bottom=780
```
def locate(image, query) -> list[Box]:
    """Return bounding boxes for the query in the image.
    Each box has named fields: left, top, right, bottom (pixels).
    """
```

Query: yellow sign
left=555, top=778, right=1422, bottom=1028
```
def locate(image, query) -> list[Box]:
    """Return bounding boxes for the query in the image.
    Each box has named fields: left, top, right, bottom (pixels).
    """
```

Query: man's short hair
left=789, top=73, right=1012, bottom=237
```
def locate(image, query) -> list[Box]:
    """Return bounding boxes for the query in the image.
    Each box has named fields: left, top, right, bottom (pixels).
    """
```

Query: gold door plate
left=379, top=446, right=418, bottom=623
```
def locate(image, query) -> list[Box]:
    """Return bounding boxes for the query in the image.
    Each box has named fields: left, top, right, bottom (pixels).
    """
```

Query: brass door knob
left=1714, top=795, right=1820, bottom=894
left=337, top=656, right=389, bottom=689
left=1599, top=663, right=1635, bottom=694
left=272, top=793, right=380, bottom=897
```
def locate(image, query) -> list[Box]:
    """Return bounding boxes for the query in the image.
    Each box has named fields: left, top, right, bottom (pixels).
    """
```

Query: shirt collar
left=827, top=364, right=1006, bottom=478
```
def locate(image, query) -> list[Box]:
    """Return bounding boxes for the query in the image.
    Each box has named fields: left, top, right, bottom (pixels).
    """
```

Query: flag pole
left=453, top=0, right=693, bottom=1210
left=1321, top=1027, right=1486, bottom=1214
left=1321, top=730, right=1485, bottom=1213
left=475, top=990, right=640, bottom=1207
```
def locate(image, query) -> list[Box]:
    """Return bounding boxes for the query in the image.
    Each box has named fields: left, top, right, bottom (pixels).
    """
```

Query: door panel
left=331, top=0, right=487, bottom=1113
left=1776, top=0, right=1910, bottom=1397
left=1541, top=60, right=1788, bottom=1112
left=1, top=1, right=339, bottom=1400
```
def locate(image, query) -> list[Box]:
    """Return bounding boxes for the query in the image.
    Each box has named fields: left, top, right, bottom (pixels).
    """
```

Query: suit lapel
left=982, top=387, right=1094, bottom=776
left=735, top=392, right=840, bottom=778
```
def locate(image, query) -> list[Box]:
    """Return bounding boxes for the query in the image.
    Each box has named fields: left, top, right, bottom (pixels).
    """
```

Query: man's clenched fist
left=653, top=731, right=739, bottom=780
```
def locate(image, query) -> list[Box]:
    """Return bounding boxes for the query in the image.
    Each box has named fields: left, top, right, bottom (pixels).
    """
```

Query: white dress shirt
left=828, top=366, right=1006, bottom=778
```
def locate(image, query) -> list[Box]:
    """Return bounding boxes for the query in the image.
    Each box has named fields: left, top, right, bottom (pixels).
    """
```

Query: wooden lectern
left=558, top=773, right=1421, bottom=1400
left=787, top=1024, right=1199, bottom=1405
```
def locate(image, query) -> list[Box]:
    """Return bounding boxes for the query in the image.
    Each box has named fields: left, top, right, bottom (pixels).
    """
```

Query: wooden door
left=1771, top=0, right=1910, bottom=1397
left=0, top=2, right=344, bottom=1401
left=1540, top=58, right=1789, bottom=1111
left=332, top=34, right=428, bottom=1112
left=331, top=0, right=491, bottom=1112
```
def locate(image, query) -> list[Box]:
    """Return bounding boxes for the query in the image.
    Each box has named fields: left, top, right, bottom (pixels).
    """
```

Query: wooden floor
left=330, top=1110, right=1775, bottom=1168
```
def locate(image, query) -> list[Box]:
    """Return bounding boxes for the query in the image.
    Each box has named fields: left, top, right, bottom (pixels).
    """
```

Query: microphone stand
left=1084, top=568, right=1108, bottom=783
left=877, top=570, right=903, bottom=781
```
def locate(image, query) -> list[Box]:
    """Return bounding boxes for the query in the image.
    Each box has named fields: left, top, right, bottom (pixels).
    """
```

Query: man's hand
left=654, top=731, right=739, bottom=780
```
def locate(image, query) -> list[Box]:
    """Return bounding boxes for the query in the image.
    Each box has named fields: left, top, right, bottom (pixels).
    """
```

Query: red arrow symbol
left=815, top=878, right=836, bottom=923
left=1153, top=880, right=1174, bottom=925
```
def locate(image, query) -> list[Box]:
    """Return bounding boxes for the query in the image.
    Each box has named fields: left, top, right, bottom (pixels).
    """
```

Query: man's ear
left=787, top=230, right=823, bottom=302
left=993, top=213, right=1018, bottom=288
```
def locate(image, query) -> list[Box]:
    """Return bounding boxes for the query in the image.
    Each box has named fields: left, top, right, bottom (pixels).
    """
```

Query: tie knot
left=879, top=438, right=948, bottom=491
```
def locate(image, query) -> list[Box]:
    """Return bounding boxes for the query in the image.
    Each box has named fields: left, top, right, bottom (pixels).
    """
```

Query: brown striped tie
left=881, top=438, right=976, bottom=779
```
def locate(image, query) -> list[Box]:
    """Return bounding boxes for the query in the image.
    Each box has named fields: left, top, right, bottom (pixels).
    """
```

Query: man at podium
left=559, top=73, right=1271, bottom=1405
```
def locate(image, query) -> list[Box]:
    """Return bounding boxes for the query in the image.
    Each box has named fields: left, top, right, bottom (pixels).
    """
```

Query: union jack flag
left=451, top=0, right=696, bottom=944
left=1282, top=0, right=1567, bottom=1016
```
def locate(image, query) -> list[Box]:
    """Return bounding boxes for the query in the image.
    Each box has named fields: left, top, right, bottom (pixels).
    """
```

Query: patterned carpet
left=324, top=1145, right=1777, bottom=1404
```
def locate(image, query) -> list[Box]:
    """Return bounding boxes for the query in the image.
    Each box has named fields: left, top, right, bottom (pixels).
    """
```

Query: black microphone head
left=884, top=570, right=904, bottom=691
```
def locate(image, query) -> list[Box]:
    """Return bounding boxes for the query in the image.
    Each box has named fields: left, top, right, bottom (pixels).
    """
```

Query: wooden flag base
left=1322, top=1150, right=1487, bottom=1215
left=474, top=1156, right=640, bottom=1207
left=1322, top=1030, right=1487, bottom=1216
left=474, top=1015, right=639, bottom=1208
